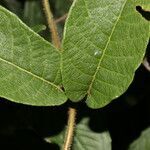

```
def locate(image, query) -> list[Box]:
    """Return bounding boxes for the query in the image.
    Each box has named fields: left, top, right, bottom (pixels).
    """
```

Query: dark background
left=0, top=0, right=150, bottom=149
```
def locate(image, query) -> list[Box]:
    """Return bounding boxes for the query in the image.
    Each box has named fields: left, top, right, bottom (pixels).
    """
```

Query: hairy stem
left=42, top=1, right=77, bottom=150
left=55, top=13, right=68, bottom=24
left=42, top=0, right=61, bottom=49
left=63, top=107, right=77, bottom=150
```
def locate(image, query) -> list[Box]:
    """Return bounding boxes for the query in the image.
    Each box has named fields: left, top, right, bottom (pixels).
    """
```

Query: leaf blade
left=0, top=6, right=67, bottom=106
left=62, top=0, right=150, bottom=108
left=129, top=127, right=150, bottom=150
left=73, top=118, right=111, bottom=150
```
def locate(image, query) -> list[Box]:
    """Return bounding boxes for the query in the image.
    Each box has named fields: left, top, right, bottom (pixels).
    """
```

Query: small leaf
left=62, top=0, right=150, bottom=108
left=0, top=6, right=67, bottom=106
left=31, top=24, right=46, bottom=33
left=129, top=127, right=150, bottom=150
left=46, top=118, right=111, bottom=150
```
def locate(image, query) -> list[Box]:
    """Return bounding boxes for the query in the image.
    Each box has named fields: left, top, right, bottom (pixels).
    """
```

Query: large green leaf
left=62, top=0, right=150, bottom=108
left=0, top=6, right=67, bottom=106
left=46, top=118, right=111, bottom=150
left=129, top=127, right=150, bottom=150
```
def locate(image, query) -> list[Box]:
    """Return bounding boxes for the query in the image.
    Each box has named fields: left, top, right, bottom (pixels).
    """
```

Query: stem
left=55, top=13, right=68, bottom=24
left=42, top=2, right=77, bottom=150
left=42, top=0, right=61, bottom=49
left=63, top=107, right=77, bottom=150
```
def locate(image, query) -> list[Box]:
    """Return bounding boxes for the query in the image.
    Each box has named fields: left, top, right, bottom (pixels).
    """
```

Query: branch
left=42, top=0, right=61, bottom=49
left=55, top=13, right=68, bottom=24
left=63, top=107, right=77, bottom=150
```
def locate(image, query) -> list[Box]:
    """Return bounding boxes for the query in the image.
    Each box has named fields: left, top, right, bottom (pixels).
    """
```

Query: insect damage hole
left=136, top=6, right=150, bottom=21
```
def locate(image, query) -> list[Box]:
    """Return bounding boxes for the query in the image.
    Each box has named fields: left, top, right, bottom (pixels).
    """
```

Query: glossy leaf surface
left=0, top=6, right=67, bottom=106
left=62, top=0, right=150, bottom=108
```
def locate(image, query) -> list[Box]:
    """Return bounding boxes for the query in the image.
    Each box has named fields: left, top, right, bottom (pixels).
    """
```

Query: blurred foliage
left=0, top=0, right=72, bottom=40
left=46, top=118, right=111, bottom=150
left=23, top=0, right=44, bottom=26
left=129, top=127, right=150, bottom=150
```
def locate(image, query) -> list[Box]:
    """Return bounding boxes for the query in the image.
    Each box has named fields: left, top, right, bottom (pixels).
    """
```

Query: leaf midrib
left=0, top=57, right=62, bottom=91
left=87, top=0, right=127, bottom=95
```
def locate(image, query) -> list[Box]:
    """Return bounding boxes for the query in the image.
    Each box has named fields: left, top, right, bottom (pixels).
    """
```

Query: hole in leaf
left=136, top=6, right=150, bottom=21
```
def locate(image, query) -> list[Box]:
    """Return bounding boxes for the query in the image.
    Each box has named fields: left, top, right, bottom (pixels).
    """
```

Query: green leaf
left=62, top=0, right=150, bottom=108
left=46, top=118, right=111, bottom=150
left=129, top=127, right=150, bottom=150
left=0, top=6, right=67, bottom=106
left=141, top=1, right=150, bottom=10
left=31, top=24, right=46, bottom=33
left=72, top=118, right=111, bottom=150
